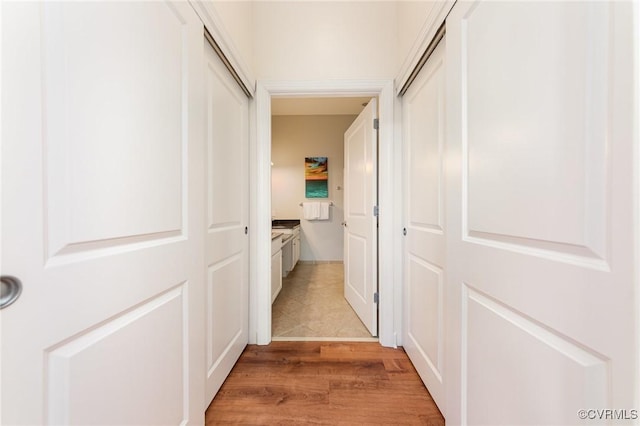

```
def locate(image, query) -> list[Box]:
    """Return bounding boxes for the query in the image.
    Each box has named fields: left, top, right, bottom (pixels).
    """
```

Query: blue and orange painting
left=305, top=157, right=328, bottom=198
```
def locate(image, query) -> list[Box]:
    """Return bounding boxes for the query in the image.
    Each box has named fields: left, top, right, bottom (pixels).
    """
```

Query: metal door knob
left=1, top=276, right=22, bottom=309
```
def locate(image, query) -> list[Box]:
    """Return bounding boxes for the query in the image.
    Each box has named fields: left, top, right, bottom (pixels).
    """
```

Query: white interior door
left=1, top=2, right=206, bottom=424
left=445, top=2, right=638, bottom=424
left=204, top=40, right=249, bottom=402
left=344, top=98, right=378, bottom=336
left=402, top=40, right=446, bottom=413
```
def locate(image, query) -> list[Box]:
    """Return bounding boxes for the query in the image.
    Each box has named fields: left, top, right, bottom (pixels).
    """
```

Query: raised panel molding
left=207, top=256, right=243, bottom=374
left=346, top=234, right=367, bottom=303
left=461, top=285, right=609, bottom=425
left=406, top=54, right=445, bottom=232
left=206, top=60, right=246, bottom=230
left=45, top=284, right=188, bottom=425
left=407, top=256, right=443, bottom=381
left=43, top=2, right=187, bottom=264
left=461, top=1, right=611, bottom=269
left=346, top=122, right=368, bottom=217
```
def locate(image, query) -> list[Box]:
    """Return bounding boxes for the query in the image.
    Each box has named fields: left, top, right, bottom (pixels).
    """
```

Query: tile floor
left=272, top=263, right=372, bottom=339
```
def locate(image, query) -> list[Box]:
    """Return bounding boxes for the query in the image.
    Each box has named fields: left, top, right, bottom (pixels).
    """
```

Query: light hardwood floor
left=205, top=341, right=445, bottom=425
left=272, top=263, right=371, bottom=339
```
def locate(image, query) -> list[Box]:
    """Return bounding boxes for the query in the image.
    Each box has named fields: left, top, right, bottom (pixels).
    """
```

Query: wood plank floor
left=205, top=342, right=444, bottom=425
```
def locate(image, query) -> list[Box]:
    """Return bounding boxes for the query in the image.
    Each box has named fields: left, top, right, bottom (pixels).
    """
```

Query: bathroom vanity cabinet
left=272, top=220, right=301, bottom=277
left=271, top=233, right=283, bottom=303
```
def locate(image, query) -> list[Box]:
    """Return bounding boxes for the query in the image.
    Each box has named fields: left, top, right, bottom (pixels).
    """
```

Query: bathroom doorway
left=270, top=96, right=376, bottom=340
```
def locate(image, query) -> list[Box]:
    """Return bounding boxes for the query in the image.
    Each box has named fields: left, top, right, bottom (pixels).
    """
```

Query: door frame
left=249, top=80, right=401, bottom=347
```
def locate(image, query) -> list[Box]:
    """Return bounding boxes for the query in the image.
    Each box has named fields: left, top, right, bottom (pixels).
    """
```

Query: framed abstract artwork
left=304, top=157, right=328, bottom=198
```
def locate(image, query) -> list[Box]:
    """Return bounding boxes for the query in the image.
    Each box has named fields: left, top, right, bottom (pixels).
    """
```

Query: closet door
left=1, top=2, right=206, bottom=424
left=445, top=2, right=637, bottom=424
left=204, top=39, right=250, bottom=402
left=402, top=40, right=446, bottom=413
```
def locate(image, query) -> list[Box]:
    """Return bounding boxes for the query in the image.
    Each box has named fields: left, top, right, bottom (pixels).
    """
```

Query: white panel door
left=344, top=99, right=377, bottom=336
left=204, top=40, right=249, bottom=403
left=445, top=2, right=637, bottom=425
left=1, top=2, right=206, bottom=425
left=402, top=40, right=446, bottom=413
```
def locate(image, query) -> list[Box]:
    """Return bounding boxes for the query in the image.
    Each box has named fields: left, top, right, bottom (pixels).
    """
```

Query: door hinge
left=373, top=205, right=379, bottom=216
left=373, top=118, right=379, bottom=130
left=374, top=292, right=379, bottom=304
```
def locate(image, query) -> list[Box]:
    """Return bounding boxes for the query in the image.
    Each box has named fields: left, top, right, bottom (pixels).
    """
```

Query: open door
left=1, top=2, right=206, bottom=424
left=343, top=98, right=378, bottom=336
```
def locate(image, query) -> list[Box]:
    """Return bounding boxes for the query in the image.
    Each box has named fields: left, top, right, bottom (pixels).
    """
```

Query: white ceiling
left=271, top=97, right=373, bottom=116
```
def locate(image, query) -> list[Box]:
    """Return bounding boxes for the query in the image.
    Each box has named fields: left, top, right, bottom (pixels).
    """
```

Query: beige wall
left=271, top=115, right=357, bottom=261
left=209, top=1, right=437, bottom=82
left=210, top=1, right=254, bottom=71
left=252, top=2, right=398, bottom=80
left=397, top=1, right=439, bottom=70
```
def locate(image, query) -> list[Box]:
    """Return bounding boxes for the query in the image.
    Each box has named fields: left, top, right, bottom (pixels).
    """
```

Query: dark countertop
left=272, top=219, right=301, bottom=229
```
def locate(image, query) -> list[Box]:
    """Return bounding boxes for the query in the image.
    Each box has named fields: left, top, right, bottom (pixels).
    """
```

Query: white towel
left=302, top=202, right=320, bottom=220
left=319, top=202, right=330, bottom=220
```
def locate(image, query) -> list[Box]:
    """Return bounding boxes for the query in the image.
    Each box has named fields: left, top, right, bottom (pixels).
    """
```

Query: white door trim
left=249, top=80, right=401, bottom=348
left=633, top=1, right=640, bottom=413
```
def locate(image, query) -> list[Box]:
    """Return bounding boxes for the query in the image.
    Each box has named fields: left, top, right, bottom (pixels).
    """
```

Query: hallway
left=205, top=341, right=444, bottom=425
left=2, top=2, right=637, bottom=424
left=271, top=263, right=372, bottom=339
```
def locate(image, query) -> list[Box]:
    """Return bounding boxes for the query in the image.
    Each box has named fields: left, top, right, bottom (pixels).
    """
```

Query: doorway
left=269, top=97, right=372, bottom=340
left=249, top=80, right=399, bottom=347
